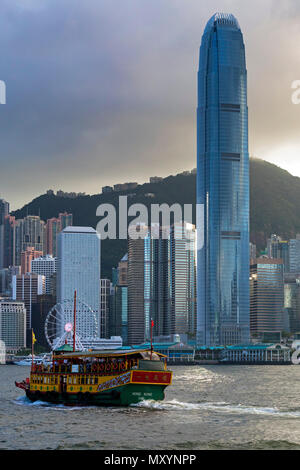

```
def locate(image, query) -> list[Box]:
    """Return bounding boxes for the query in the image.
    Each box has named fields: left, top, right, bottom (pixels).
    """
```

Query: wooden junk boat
left=15, top=346, right=173, bottom=406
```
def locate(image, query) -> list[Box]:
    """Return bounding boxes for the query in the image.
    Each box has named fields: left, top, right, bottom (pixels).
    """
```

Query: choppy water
left=2, top=364, right=300, bottom=449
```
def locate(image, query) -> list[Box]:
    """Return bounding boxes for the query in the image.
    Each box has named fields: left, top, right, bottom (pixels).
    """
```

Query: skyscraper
left=14, top=216, right=45, bottom=266
left=12, top=273, right=45, bottom=344
left=197, top=13, right=250, bottom=346
left=250, top=258, right=285, bottom=337
left=0, top=199, right=9, bottom=269
left=57, top=226, right=101, bottom=340
left=127, top=223, right=197, bottom=346
left=45, top=213, right=73, bottom=256
left=0, top=301, right=26, bottom=351
left=31, top=254, right=57, bottom=294
left=20, top=246, right=43, bottom=274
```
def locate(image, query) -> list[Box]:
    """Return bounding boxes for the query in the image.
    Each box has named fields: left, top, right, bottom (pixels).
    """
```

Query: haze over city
left=0, top=0, right=299, bottom=209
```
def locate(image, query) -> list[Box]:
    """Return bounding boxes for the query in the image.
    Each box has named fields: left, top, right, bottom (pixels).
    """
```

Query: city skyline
left=0, top=0, right=300, bottom=209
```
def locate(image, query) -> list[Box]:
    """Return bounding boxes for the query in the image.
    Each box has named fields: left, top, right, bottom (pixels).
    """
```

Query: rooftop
left=204, top=12, right=240, bottom=34
left=62, top=226, right=97, bottom=234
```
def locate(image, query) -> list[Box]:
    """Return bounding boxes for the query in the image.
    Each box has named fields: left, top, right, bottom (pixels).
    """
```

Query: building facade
left=14, top=216, right=45, bottom=266
left=57, top=226, right=101, bottom=341
left=31, top=255, right=57, bottom=295
left=250, top=258, right=285, bottom=338
left=284, top=273, right=300, bottom=334
left=0, top=199, right=9, bottom=269
left=289, top=236, right=300, bottom=273
left=0, top=301, right=26, bottom=351
left=12, top=273, right=45, bottom=339
left=128, top=223, right=197, bottom=346
left=21, top=246, right=43, bottom=275
left=100, top=279, right=111, bottom=338
left=197, top=13, right=250, bottom=346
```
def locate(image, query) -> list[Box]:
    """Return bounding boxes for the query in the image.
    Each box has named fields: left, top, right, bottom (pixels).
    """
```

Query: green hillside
left=12, top=158, right=300, bottom=278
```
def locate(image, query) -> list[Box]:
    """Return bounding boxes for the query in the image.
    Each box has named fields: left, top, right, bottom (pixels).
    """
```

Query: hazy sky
left=0, top=0, right=300, bottom=209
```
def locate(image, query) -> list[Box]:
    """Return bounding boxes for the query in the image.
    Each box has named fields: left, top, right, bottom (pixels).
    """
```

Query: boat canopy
left=52, top=348, right=166, bottom=361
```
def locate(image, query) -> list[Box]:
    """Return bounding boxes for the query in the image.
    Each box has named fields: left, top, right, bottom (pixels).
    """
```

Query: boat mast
left=150, top=318, right=154, bottom=360
left=73, top=290, right=77, bottom=352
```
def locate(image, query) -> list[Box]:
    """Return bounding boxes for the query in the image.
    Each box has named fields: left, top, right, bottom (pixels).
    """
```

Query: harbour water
left=2, top=364, right=300, bottom=450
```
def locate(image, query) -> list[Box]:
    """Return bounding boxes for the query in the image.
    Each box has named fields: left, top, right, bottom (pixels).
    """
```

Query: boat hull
left=25, top=382, right=167, bottom=406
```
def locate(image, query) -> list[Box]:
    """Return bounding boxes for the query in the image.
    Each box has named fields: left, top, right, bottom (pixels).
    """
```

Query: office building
left=267, top=234, right=290, bottom=272
left=57, top=226, right=101, bottom=341
left=100, top=279, right=111, bottom=338
left=0, top=301, right=26, bottom=351
left=289, top=236, right=300, bottom=273
left=284, top=273, right=300, bottom=334
left=250, top=258, right=285, bottom=338
left=12, top=273, right=45, bottom=339
left=197, top=13, right=250, bottom=346
left=31, top=255, right=57, bottom=294
left=31, top=294, right=56, bottom=348
left=127, top=223, right=197, bottom=345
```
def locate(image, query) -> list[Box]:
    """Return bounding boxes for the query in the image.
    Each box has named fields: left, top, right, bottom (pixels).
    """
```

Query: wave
left=13, top=396, right=80, bottom=410
left=132, top=398, right=300, bottom=418
left=14, top=396, right=300, bottom=418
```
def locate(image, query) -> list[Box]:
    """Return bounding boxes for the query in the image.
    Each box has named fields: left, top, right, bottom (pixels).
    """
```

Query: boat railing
left=31, top=360, right=138, bottom=375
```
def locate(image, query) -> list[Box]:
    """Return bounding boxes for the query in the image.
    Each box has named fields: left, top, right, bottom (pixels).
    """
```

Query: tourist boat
left=13, top=354, right=52, bottom=366
left=15, top=346, right=173, bottom=406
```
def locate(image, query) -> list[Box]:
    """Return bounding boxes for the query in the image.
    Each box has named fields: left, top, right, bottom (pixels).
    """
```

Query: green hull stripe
left=26, top=383, right=167, bottom=406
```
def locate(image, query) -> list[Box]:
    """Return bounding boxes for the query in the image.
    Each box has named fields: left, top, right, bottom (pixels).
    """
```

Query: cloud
left=0, top=0, right=299, bottom=209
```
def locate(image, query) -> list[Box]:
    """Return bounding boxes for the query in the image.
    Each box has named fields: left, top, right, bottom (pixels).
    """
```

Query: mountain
left=12, top=158, right=300, bottom=278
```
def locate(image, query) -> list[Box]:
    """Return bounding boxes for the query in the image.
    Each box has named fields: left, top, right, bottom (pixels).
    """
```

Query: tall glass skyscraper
left=197, top=13, right=250, bottom=346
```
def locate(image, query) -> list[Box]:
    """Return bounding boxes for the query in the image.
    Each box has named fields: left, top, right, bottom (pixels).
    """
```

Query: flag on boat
left=32, top=330, right=36, bottom=344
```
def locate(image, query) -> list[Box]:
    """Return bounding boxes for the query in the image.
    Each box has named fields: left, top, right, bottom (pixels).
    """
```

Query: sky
left=0, top=0, right=300, bottom=209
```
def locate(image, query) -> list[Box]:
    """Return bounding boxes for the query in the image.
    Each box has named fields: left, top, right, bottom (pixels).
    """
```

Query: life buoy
left=106, top=363, right=111, bottom=372
left=121, top=361, right=126, bottom=370
left=113, top=362, right=118, bottom=370
left=99, top=363, right=104, bottom=371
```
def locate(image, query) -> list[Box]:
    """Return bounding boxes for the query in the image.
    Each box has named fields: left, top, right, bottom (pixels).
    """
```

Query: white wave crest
left=132, top=399, right=300, bottom=418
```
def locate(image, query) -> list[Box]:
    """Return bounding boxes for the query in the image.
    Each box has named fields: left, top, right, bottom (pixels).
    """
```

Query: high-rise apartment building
left=14, top=216, right=45, bottom=266
left=3, top=215, right=16, bottom=268
left=250, top=243, right=257, bottom=262
left=0, top=199, right=9, bottom=269
left=267, top=234, right=290, bottom=272
left=57, top=226, right=101, bottom=341
left=21, top=246, right=43, bottom=275
left=46, top=218, right=61, bottom=257
left=197, top=13, right=250, bottom=346
left=45, top=213, right=73, bottom=256
left=59, top=212, right=73, bottom=231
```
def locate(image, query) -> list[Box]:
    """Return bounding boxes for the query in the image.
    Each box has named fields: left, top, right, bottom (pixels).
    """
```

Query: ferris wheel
left=44, top=298, right=98, bottom=351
